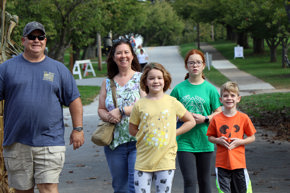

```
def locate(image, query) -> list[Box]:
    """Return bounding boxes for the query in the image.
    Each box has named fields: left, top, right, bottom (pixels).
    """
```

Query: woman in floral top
left=98, top=38, right=146, bottom=193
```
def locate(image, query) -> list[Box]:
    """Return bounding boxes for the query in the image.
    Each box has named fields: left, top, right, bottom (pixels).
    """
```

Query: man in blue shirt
left=0, top=21, right=84, bottom=193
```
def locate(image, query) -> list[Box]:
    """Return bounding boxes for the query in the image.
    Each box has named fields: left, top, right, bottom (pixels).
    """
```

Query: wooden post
left=0, top=0, right=16, bottom=191
left=97, top=33, right=102, bottom=71
left=0, top=101, right=13, bottom=193
left=70, top=45, right=74, bottom=73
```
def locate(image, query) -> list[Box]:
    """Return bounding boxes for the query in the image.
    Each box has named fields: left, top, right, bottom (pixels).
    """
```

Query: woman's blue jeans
left=104, top=141, right=136, bottom=193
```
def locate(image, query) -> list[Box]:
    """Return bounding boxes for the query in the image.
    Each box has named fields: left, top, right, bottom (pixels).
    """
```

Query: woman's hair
left=106, top=38, right=141, bottom=79
left=140, top=62, right=172, bottom=94
left=184, top=49, right=206, bottom=80
left=220, top=81, right=240, bottom=96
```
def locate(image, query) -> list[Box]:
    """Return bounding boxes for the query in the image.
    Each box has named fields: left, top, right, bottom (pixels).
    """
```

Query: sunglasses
left=27, top=34, right=46, bottom=41
left=112, top=38, right=130, bottom=45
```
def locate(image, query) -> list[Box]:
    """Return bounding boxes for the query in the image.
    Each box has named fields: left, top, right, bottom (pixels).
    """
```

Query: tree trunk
left=48, top=43, right=68, bottom=63
left=72, top=44, right=80, bottom=65
left=196, top=23, right=200, bottom=49
left=270, top=47, right=277, bottom=62
left=211, top=23, right=214, bottom=41
left=281, top=37, right=289, bottom=68
left=48, top=27, right=70, bottom=63
left=253, top=37, right=264, bottom=54
left=266, top=37, right=281, bottom=62
left=81, top=47, right=87, bottom=60
left=69, top=45, right=74, bottom=73
left=226, top=25, right=237, bottom=42
left=83, top=45, right=96, bottom=59
left=237, top=32, right=249, bottom=49
left=226, top=25, right=232, bottom=41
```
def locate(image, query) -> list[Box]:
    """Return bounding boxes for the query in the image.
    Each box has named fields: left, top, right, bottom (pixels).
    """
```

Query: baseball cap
left=23, top=21, right=46, bottom=36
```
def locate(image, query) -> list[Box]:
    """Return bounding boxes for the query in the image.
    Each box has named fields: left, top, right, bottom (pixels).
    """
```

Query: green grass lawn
left=239, top=92, right=290, bottom=117
left=78, top=86, right=100, bottom=106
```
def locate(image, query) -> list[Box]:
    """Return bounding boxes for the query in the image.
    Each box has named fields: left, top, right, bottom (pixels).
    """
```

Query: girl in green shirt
left=170, top=49, right=222, bottom=193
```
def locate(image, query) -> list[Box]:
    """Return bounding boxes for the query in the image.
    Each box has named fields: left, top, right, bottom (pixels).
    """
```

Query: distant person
left=98, top=38, right=146, bottom=193
left=136, top=48, right=149, bottom=71
left=207, top=81, right=256, bottom=193
left=170, top=49, right=222, bottom=193
left=135, top=44, right=147, bottom=55
left=104, top=36, right=112, bottom=55
left=0, top=21, right=84, bottom=193
left=129, top=63, right=196, bottom=193
left=130, top=35, right=136, bottom=50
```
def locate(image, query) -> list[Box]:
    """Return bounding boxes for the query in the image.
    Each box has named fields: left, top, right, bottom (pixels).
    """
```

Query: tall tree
left=101, top=0, right=148, bottom=39
left=142, top=1, right=184, bottom=46
left=172, top=0, right=201, bottom=48
left=247, top=0, right=289, bottom=62
left=7, top=0, right=106, bottom=63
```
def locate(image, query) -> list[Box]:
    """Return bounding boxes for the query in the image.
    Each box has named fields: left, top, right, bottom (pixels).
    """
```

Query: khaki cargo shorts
left=3, top=143, right=66, bottom=190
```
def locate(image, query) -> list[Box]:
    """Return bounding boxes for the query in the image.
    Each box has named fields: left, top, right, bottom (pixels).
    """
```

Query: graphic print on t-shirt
left=141, top=109, right=170, bottom=148
left=43, top=71, right=55, bottom=82
left=179, top=95, right=205, bottom=114
left=219, top=124, right=240, bottom=142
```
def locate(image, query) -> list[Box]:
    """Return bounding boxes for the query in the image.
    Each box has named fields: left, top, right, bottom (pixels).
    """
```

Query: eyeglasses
left=187, top=60, right=204, bottom=66
left=27, top=34, right=46, bottom=41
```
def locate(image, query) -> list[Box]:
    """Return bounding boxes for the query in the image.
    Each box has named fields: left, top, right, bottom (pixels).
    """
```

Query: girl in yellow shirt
left=129, top=63, right=196, bottom=193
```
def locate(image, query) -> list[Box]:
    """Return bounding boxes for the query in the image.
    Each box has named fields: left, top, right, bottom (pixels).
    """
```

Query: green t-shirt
left=170, top=80, right=221, bottom=152
left=130, top=94, right=186, bottom=171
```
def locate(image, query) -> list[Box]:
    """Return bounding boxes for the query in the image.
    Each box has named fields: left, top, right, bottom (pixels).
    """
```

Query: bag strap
left=110, top=79, right=117, bottom=108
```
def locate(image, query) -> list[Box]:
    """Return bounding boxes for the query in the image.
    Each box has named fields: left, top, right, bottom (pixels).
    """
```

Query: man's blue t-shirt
left=0, top=54, right=80, bottom=147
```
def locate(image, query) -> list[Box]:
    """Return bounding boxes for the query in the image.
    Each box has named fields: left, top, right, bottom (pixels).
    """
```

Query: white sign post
left=205, top=52, right=212, bottom=71
left=234, top=45, right=244, bottom=59
left=72, top=59, right=96, bottom=79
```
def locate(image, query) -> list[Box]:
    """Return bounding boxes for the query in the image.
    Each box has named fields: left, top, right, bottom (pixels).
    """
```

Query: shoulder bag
left=91, top=79, right=117, bottom=146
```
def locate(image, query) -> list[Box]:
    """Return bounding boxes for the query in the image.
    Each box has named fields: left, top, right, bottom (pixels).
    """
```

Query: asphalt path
left=145, top=45, right=187, bottom=94
left=57, top=45, right=290, bottom=193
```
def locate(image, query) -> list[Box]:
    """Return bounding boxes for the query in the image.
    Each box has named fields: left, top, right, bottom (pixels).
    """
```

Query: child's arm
left=129, top=123, right=139, bottom=137
left=208, top=136, right=230, bottom=149
left=176, top=111, right=196, bottom=136
left=229, top=134, right=255, bottom=150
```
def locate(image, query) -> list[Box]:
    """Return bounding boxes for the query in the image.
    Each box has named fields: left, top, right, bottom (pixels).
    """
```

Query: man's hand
left=70, top=130, right=85, bottom=150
